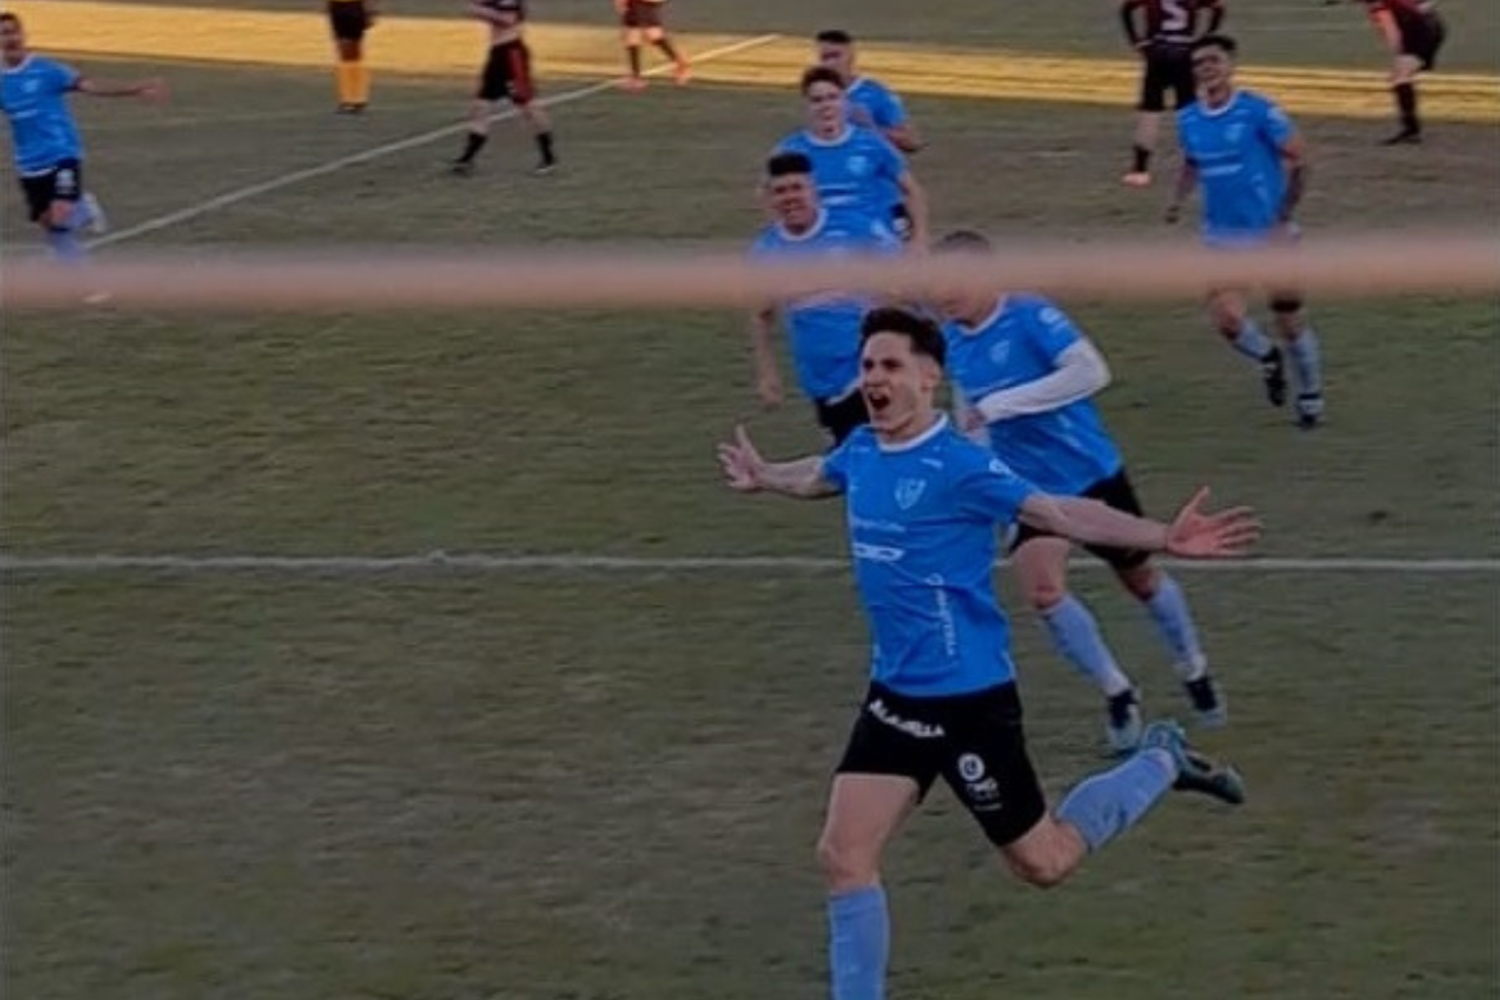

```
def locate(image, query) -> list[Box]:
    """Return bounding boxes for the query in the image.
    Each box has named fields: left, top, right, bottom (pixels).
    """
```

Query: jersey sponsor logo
left=894, top=477, right=927, bottom=510
left=868, top=698, right=946, bottom=739
left=852, top=541, right=906, bottom=563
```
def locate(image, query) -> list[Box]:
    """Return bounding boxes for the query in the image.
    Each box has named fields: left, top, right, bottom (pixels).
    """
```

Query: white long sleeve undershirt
left=971, top=339, right=1111, bottom=423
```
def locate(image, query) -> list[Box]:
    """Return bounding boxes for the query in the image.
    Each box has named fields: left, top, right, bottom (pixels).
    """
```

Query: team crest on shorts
left=894, top=477, right=926, bottom=510
left=957, top=753, right=986, bottom=782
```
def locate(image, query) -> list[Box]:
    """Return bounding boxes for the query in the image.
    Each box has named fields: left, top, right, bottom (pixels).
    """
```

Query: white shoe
left=80, top=192, right=109, bottom=235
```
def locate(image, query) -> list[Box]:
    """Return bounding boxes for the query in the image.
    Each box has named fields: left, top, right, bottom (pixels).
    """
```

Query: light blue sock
left=68, top=197, right=96, bottom=232
left=1144, top=573, right=1207, bottom=681
left=45, top=226, right=84, bottom=264
left=829, top=884, right=889, bottom=1000
left=1229, top=318, right=1274, bottom=362
left=1286, top=328, right=1323, bottom=395
left=1041, top=595, right=1134, bottom=697
left=1056, top=749, right=1176, bottom=852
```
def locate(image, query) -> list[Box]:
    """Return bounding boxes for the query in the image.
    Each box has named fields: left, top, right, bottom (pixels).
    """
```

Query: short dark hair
left=766, top=151, right=814, bottom=178
left=815, top=29, right=853, bottom=45
left=0, top=12, right=22, bottom=27
left=933, top=229, right=993, bottom=255
left=861, top=307, right=946, bottom=369
left=1191, top=33, right=1237, bottom=56
left=800, top=65, right=846, bottom=95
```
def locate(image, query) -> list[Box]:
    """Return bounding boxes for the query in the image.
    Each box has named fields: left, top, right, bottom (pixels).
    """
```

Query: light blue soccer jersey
left=1177, top=89, right=1296, bottom=245
left=845, top=76, right=908, bottom=132
left=750, top=207, right=902, bottom=402
left=821, top=417, right=1038, bottom=697
left=774, top=126, right=906, bottom=225
left=943, top=295, right=1124, bottom=496
left=0, top=56, right=83, bottom=175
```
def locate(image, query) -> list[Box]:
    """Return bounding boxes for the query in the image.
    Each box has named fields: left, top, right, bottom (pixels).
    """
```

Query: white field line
left=87, top=33, right=782, bottom=250
left=2, top=552, right=1497, bottom=576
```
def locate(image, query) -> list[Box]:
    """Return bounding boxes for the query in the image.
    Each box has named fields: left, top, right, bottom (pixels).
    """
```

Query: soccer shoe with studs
left=1260, top=346, right=1288, bottom=408
left=1183, top=675, right=1228, bottom=729
left=1138, top=719, right=1245, bottom=805
left=1105, top=689, right=1144, bottom=756
left=1296, top=392, right=1324, bottom=429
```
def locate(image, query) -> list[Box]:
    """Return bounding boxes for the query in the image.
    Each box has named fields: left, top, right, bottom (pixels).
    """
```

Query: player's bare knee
left=817, top=835, right=879, bottom=891
left=1026, top=577, right=1068, bottom=614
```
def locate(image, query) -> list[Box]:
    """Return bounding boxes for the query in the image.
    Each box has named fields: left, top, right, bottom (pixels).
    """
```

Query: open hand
left=717, top=424, right=766, bottom=492
left=1165, top=487, right=1261, bottom=558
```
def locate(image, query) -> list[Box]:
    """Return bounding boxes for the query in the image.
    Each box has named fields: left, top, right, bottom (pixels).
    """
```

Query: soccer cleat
left=531, top=160, right=557, bottom=177
left=673, top=60, right=692, bottom=86
left=1138, top=719, right=1246, bottom=805
left=1105, top=689, right=1144, bottom=755
left=79, top=192, right=108, bottom=235
left=1381, top=128, right=1422, bottom=146
left=1183, top=675, right=1228, bottom=729
left=1121, top=170, right=1152, bottom=188
left=1295, top=392, right=1324, bottom=430
left=449, top=158, right=476, bottom=177
left=1260, top=347, right=1288, bottom=408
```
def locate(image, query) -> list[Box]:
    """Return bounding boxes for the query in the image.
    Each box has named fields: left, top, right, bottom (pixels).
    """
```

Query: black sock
left=654, top=38, right=679, bottom=62
left=627, top=45, right=642, bottom=76
left=457, top=130, right=487, bottom=163
left=1393, top=82, right=1419, bottom=132
left=536, top=130, right=555, bottom=165
left=1132, top=144, right=1151, bottom=173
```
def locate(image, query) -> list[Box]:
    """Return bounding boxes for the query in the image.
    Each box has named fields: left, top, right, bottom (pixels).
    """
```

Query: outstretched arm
left=75, top=76, right=167, bottom=100
left=1018, top=487, right=1259, bottom=558
left=1164, top=158, right=1199, bottom=224
left=718, top=425, right=842, bottom=499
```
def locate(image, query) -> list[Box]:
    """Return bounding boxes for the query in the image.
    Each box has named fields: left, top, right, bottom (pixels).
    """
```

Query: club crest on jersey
left=846, top=154, right=870, bottom=176
left=988, top=341, right=1011, bottom=366
left=894, top=477, right=926, bottom=510
left=1225, top=123, right=1245, bottom=144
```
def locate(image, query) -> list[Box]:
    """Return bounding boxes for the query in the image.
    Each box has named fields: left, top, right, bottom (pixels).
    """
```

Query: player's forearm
left=886, top=124, right=924, bottom=154
left=1021, top=495, right=1169, bottom=552
left=1167, top=162, right=1198, bottom=216
left=759, top=456, right=840, bottom=499
left=748, top=312, right=779, bottom=373
left=900, top=176, right=931, bottom=248
left=1278, top=162, right=1308, bottom=223
left=972, top=341, right=1110, bottom=421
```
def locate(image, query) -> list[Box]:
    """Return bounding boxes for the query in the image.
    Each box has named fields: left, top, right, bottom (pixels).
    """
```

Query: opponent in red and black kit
left=1119, top=0, right=1224, bottom=187
left=1361, top=0, right=1445, bottom=144
left=451, top=0, right=557, bottom=176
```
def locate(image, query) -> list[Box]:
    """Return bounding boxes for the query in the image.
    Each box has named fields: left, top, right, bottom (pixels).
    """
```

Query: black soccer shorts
left=1401, top=14, right=1446, bottom=70
left=478, top=40, right=535, bottom=103
left=327, top=0, right=370, bottom=42
left=620, top=0, right=664, bottom=29
left=1138, top=46, right=1196, bottom=112
left=1009, top=467, right=1152, bottom=570
left=836, top=681, right=1048, bottom=847
left=19, top=158, right=82, bottom=222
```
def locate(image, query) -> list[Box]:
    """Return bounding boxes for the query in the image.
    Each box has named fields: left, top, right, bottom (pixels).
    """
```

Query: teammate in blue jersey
left=932, top=229, right=1226, bottom=753
left=748, top=151, right=903, bottom=443
left=813, top=30, right=923, bottom=155
left=774, top=65, right=929, bottom=246
left=1165, top=34, right=1325, bottom=429
left=0, top=13, right=165, bottom=262
left=718, top=306, right=1254, bottom=1000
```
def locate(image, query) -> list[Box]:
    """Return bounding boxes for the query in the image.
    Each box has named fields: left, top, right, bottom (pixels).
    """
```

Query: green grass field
left=4, top=0, right=1499, bottom=997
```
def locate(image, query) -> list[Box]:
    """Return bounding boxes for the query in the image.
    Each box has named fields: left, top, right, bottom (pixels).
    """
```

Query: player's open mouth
left=865, top=391, right=891, bottom=414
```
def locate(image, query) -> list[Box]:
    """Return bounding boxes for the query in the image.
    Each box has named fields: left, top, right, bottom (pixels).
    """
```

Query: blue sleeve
left=871, top=85, right=908, bottom=129
left=1025, top=299, right=1085, bottom=364
left=956, top=452, right=1038, bottom=524
left=871, top=134, right=907, bottom=183
left=821, top=435, right=856, bottom=492
left=1259, top=97, right=1296, bottom=149
left=49, top=60, right=81, bottom=93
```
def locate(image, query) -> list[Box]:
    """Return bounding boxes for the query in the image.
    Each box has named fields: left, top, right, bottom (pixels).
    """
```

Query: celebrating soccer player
left=932, top=230, right=1226, bottom=753
left=1166, top=35, right=1325, bottom=428
left=718, top=306, right=1253, bottom=1000
left=0, top=12, right=166, bottom=263
left=747, top=152, right=903, bottom=444
left=813, top=29, right=922, bottom=154
left=773, top=66, right=929, bottom=246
